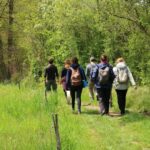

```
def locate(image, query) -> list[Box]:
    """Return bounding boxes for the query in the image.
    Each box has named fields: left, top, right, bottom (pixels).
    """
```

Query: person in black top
left=44, top=58, right=59, bottom=92
left=60, top=59, right=71, bottom=103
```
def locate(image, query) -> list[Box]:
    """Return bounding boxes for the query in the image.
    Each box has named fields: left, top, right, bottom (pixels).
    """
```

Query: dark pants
left=116, top=90, right=127, bottom=114
left=45, top=80, right=57, bottom=91
left=97, top=88, right=111, bottom=114
left=70, top=85, right=83, bottom=112
left=63, top=89, right=67, bottom=97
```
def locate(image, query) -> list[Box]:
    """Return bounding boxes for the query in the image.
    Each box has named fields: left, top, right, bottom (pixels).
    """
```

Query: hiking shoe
left=101, top=111, right=109, bottom=116
left=78, top=111, right=81, bottom=115
left=100, top=110, right=106, bottom=116
left=121, top=112, right=125, bottom=116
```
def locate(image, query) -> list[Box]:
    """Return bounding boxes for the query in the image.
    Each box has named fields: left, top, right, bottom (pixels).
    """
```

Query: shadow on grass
left=109, top=112, right=122, bottom=117
left=83, top=110, right=122, bottom=117
left=119, top=111, right=149, bottom=124
left=82, top=102, right=92, bottom=106
left=82, top=110, right=100, bottom=115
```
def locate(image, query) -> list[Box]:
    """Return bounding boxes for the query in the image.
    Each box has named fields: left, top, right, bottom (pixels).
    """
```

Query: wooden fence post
left=52, top=114, right=61, bottom=150
left=45, top=89, right=48, bottom=102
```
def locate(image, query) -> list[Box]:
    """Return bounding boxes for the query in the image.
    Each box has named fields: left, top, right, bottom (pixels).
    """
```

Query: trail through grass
left=0, top=84, right=149, bottom=150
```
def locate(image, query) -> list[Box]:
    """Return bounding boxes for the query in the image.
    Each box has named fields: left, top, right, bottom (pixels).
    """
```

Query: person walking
left=113, top=57, right=136, bottom=115
left=60, top=59, right=71, bottom=104
left=86, top=57, right=97, bottom=101
left=66, top=57, right=87, bottom=114
left=44, top=58, right=59, bottom=92
left=91, top=54, right=115, bottom=115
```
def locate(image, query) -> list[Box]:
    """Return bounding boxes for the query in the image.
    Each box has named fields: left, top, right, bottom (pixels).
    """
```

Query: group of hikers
left=44, top=54, right=136, bottom=116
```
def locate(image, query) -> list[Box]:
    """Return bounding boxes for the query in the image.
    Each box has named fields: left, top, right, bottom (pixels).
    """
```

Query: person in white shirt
left=113, top=57, right=136, bottom=115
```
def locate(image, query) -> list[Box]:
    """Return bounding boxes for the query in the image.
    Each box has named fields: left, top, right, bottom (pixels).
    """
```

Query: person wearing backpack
left=113, top=57, right=136, bottom=115
left=66, top=57, right=87, bottom=114
left=86, top=57, right=97, bottom=101
left=91, top=54, right=115, bottom=115
left=60, top=59, right=71, bottom=104
left=44, top=58, right=59, bottom=92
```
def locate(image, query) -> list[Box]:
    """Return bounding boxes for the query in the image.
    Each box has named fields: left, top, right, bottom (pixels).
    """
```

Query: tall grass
left=0, top=84, right=149, bottom=150
left=111, top=86, right=150, bottom=113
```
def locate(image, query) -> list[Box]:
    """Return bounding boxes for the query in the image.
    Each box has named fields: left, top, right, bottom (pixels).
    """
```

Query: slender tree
left=7, top=0, right=15, bottom=79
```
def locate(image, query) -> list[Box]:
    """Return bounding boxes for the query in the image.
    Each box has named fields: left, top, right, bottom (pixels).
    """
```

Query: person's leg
left=66, top=90, right=71, bottom=104
left=63, top=89, right=67, bottom=98
left=102, top=88, right=111, bottom=114
left=116, top=90, right=127, bottom=114
left=52, top=80, right=57, bottom=92
left=70, top=86, right=76, bottom=111
left=91, top=82, right=95, bottom=100
left=76, top=86, right=83, bottom=113
left=116, top=90, right=122, bottom=113
left=63, top=82, right=67, bottom=97
left=121, top=90, right=128, bottom=114
left=95, top=87, right=99, bottom=101
left=97, top=88, right=105, bottom=114
left=109, top=88, right=113, bottom=107
left=88, top=81, right=94, bottom=101
left=46, top=80, right=51, bottom=92
left=63, top=89, right=69, bottom=104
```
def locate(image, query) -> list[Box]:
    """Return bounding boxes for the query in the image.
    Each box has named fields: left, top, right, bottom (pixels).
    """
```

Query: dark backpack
left=90, top=64, right=96, bottom=80
left=98, top=66, right=110, bottom=84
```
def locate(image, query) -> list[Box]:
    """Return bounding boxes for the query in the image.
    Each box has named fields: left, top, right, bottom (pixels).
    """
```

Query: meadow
left=0, top=84, right=149, bottom=150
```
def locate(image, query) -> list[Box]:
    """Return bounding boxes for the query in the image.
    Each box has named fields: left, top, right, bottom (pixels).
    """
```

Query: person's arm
left=80, top=67, right=87, bottom=81
left=60, top=68, right=66, bottom=83
left=113, top=67, right=118, bottom=76
left=127, top=67, right=136, bottom=86
left=44, top=68, right=47, bottom=84
left=110, top=66, right=115, bottom=83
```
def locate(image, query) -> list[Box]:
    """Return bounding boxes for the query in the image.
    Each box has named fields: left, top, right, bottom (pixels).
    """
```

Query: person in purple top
left=91, top=54, right=115, bottom=115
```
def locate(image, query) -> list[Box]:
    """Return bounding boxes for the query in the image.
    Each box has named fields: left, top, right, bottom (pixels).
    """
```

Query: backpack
left=71, top=68, right=82, bottom=86
left=98, top=66, right=110, bottom=84
left=117, top=66, right=128, bottom=83
left=90, top=64, right=96, bottom=80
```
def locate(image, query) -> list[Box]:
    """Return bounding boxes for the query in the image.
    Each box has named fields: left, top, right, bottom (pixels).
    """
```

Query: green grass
left=0, top=84, right=149, bottom=150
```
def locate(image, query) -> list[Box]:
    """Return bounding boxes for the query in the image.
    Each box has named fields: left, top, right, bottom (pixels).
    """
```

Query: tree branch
left=109, top=12, right=150, bottom=36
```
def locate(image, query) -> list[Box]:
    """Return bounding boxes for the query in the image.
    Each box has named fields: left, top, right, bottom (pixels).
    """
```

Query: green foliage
left=0, top=0, right=150, bottom=84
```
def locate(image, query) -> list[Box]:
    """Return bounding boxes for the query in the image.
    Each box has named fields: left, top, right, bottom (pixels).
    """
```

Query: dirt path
left=84, top=105, right=122, bottom=117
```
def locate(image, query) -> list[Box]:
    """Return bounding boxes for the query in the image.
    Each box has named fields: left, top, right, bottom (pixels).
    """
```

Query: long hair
left=71, top=57, right=78, bottom=64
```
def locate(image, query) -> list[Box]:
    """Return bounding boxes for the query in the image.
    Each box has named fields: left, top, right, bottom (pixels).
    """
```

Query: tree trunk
left=0, top=35, right=7, bottom=81
left=7, top=0, right=15, bottom=79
